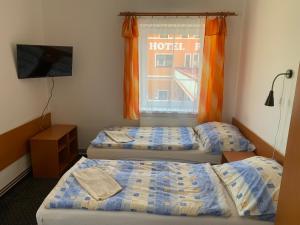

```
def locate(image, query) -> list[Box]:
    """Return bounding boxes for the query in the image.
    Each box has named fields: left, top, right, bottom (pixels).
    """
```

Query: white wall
left=0, top=0, right=47, bottom=190
left=236, top=0, right=300, bottom=154
left=42, top=0, right=247, bottom=148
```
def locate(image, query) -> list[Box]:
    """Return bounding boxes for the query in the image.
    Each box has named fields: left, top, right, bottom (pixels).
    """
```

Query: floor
left=0, top=174, right=58, bottom=225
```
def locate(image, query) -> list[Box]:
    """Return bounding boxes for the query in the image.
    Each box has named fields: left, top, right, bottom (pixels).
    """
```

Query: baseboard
left=0, top=167, right=31, bottom=197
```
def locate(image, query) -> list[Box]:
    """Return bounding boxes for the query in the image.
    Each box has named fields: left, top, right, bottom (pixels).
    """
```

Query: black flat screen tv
left=16, top=44, right=73, bottom=79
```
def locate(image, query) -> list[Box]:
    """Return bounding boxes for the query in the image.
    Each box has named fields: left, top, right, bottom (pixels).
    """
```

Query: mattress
left=36, top=206, right=272, bottom=225
left=87, top=145, right=221, bottom=164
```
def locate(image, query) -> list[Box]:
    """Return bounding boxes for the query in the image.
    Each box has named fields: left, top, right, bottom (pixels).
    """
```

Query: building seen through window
left=139, top=18, right=204, bottom=113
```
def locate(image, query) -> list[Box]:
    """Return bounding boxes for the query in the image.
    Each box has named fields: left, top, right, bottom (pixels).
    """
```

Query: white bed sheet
left=87, top=145, right=221, bottom=164
left=36, top=206, right=272, bottom=225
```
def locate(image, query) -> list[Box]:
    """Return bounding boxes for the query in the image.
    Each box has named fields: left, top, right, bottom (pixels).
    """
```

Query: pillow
left=213, top=156, right=282, bottom=220
left=194, top=122, right=255, bottom=154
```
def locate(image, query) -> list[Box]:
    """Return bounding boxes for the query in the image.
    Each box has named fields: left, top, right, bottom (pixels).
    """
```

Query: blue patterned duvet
left=91, top=127, right=199, bottom=150
left=45, top=158, right=230, bottom=217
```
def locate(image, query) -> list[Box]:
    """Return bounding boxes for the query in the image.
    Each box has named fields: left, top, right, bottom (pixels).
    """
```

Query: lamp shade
left=265, top=90, right=274, bottom=107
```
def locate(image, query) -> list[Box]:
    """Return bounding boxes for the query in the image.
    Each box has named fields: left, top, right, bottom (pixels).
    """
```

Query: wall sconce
left=265, top=70, right=293, bottom=107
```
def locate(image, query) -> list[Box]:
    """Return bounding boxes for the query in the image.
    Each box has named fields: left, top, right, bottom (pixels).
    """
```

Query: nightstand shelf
left=30, top=125, right=78, bottom=178
left=221, top=151, right=256, bottom=163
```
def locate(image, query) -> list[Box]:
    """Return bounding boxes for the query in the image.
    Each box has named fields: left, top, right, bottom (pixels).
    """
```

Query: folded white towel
left=72, top=167, right=122, bottom=200
left=104, top=130, right=133, bottom=143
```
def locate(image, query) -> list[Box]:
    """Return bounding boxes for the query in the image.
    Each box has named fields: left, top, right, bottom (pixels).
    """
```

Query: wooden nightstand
left=221, top=151, right=256, bottom=164
left=30, top=125, right=78, bottom=178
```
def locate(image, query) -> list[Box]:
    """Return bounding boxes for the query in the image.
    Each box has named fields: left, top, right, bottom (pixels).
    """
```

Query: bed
left=37, top=155, right=281, bottom=225
left=87, top=126, right=221, bottom=163
left=86, top=122, right=255, bottom=164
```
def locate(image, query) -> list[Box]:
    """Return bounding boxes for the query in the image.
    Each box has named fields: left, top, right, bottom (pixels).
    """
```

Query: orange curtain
left=122, top=16, right=140, bottom=120
left=197, top=17, right=226, bottom=123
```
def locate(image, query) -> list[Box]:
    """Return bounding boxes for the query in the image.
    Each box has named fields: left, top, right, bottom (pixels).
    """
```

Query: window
left=193, top=53, right=199, bottom=68
left=157, top=90, right=168, bottom=100
left=139, top=17, right=205, bottom=113
left=155, top=54, right=173, bottom=68
left=184, top=53, right=192, bottom=68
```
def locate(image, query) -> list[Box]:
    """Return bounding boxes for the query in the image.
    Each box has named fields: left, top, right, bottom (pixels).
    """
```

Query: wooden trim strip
left=119, top=12, right=238, bottom=17
left=232, top=117, right=285, bottom=165
left=0, top=113, right=51, bottom=171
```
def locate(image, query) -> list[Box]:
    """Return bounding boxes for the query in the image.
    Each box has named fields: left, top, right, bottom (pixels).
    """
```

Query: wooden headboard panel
left=232, top=118, right=285, bottom=165
left=0, top=113, right=51, bottom=171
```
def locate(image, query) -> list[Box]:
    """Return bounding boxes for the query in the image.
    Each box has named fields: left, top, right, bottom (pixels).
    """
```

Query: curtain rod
left=119, top=12, right=237, bottom=17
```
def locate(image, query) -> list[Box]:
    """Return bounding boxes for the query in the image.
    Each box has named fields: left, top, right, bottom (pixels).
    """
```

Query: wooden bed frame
left=232, top=117, right=285, bottom=165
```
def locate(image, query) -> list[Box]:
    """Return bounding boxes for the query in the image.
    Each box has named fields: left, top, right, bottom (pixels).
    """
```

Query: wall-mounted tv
left=16, top=44, right=73, bottom=79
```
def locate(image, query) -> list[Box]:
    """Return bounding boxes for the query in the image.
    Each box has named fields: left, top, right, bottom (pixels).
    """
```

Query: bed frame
left=232, top=118, right=285, bottom=165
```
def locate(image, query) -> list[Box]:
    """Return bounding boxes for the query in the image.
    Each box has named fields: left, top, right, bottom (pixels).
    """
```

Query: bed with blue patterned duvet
left=39, top=157, right=278, bottom=225
left=45, top=157, right=229, bottom=216
left=87, top=123, right=255, bottom=163
left=91, top=127, right=200, bottom=151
